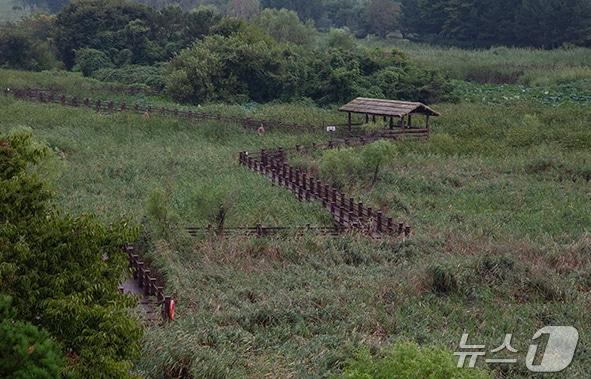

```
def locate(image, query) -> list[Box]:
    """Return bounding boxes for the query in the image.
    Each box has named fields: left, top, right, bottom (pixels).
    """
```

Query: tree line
left=401, top=0, right=591, bottom=48
left=0, top=0, right=453, bottom=105
left=14, top=0, right=591, bottom=48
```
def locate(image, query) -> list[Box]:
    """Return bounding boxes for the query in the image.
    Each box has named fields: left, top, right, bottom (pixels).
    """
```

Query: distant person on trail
left=257, top=124, right=266, bottom=136
left=143, top=111, right=150, bottom=120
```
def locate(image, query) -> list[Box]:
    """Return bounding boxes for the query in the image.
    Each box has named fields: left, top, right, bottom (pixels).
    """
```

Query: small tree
left=74, top=48, right=113, bottom=77
left=326, top=27, right=356, bottom=50
left=255, top=8, right=317, bottom=46
left=360, top=140, right=396, bottom=186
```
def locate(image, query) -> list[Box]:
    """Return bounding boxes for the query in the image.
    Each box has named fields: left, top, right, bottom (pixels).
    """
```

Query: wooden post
left=426, top=115, right=431, bottom=135
left=365, top=114, right=369, bottom=123
left=348, top=112, right=352, bottom=133
left=408, top=115, right=412, bottom=129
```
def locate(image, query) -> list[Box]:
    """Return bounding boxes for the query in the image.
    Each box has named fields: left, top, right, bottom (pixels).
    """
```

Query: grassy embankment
left=1, top=52, right=590, bottom=379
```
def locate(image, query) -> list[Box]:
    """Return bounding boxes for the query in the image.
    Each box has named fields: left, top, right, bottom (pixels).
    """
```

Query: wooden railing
left=239, top=150, right=411, bottom=238
left=124, top=245, right=175, bottom=321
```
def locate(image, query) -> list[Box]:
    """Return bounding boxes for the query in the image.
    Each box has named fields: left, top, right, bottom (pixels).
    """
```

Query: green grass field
left=1, top=57, right=590, bottom=378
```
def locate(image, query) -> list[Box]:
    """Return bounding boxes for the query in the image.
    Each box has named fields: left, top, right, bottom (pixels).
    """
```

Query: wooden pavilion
left=339, top=97, right=440, bottom=136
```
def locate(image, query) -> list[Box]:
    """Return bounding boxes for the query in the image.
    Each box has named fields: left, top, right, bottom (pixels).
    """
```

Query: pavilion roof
left=339, top=97, right=440, bottom=117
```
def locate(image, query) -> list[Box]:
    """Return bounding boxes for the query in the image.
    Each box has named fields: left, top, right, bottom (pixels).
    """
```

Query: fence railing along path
left=186, top=225, right=344, bottom=237
left=5, top=88, right=431, bottom=140
left=239, top=149, right=411, bottom=238
left=5, top=87, right=322, bottom=132
left=123, top=245, right=175, bottom=322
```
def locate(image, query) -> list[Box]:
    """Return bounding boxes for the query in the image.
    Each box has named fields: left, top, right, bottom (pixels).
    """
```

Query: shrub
left=75, top=48, right=113, bottom=77
left=0, top=296, right=64, bottom=379
left=326, top=28, right=356, bottom=50
left=342, top=341, right=491, bottom=379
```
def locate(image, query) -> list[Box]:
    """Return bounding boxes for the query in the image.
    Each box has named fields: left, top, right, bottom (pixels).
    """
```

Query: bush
left=75, top=48, right=113, bottom=77
left=326, top=28, right=356, bottom=50
left=0, top=296, right=64, bottom=379
left=342, top=341, right=491, bottom=379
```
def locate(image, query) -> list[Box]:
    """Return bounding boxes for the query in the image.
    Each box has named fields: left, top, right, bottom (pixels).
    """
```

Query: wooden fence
left=5, top=88, right=430, bottom=140
left=239, top=149, right=411, bottom=238
left=186, top=225, right=344, bottom=237
left=5, top=87, right=318, bottom=131
left=124, top=245, right=175, bottom=321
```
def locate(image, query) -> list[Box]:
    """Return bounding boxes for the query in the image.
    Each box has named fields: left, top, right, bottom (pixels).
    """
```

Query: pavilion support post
left=365, top=114, right=369, bottom=123
left=348, top=112, right=352, bottom=133
left=426, top=115, right=431, bottom=135
left=372, top=115, right=376, bottom=123
left=408, top=115, right=412, bottom=129
left=389, top=116, right=394, bottom=129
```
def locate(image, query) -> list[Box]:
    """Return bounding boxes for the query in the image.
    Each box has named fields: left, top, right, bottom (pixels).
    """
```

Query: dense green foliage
left=0, top=130, right=142, bottom=377
left=75, top=48, right=113, bottom=76
left=55, top=0, right=222, bottom=68
left=0, top=296, right=64, bottom=378
left=167, top=30, right=452, bottom=104
left=402, top=0, right=591, bottom=48
left=53, top=0, right=225, bottom=69
left=7, top=0, right=591, bottom=50
left=342, top=342, right=490, bottom=378
left=0, top=14, right=57, bottom=71
left=0, top=0, right=452, bottom=104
